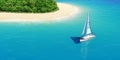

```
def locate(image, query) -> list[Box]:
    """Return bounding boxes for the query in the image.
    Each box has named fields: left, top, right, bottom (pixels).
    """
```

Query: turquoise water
left=0, top=0, right=120, bottom=60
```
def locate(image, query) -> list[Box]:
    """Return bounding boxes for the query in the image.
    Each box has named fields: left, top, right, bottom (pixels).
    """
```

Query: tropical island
left=0, top=0, right=81, bottom=22
left=0, top=0, right=59, bottom=13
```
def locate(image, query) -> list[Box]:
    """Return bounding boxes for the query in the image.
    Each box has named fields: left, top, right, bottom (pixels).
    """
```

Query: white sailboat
left=71, top=13, right=95, bottom=43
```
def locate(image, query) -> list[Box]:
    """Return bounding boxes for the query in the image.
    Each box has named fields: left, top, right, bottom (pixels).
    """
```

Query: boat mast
left=81, top=15, right=87, bottom=36
left=86, top=13, right=92, bottom=35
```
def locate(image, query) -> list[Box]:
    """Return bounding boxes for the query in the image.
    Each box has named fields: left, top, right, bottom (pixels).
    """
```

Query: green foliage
left=0, top=0, right=59, bottom=13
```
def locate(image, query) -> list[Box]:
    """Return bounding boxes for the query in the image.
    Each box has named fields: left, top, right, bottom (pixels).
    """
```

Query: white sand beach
left=0, top=3, right=81, bottom=22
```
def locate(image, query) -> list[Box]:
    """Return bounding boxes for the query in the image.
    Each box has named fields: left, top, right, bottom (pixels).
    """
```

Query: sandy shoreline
left=0, top=3, right=81, bottom=22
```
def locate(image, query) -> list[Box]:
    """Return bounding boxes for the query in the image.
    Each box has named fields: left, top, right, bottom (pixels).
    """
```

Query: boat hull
left=71, top=34, right=95, bottom=44
left=80, top=34, right=95, bottom=42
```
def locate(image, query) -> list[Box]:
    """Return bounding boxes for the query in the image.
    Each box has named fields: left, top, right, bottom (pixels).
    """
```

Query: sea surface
left=0, top=0, right=120, bottom=60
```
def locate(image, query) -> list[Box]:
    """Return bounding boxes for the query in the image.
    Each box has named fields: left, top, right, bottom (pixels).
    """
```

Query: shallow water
left=0, top=0, right=120, bottom=60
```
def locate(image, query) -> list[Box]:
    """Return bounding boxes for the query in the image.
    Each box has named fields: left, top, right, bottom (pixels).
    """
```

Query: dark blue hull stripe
left=71, top=37, right=81, bottom=44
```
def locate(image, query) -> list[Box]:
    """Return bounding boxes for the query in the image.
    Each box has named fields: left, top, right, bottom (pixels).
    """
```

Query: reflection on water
left=80, top=41, right=91, bottom=60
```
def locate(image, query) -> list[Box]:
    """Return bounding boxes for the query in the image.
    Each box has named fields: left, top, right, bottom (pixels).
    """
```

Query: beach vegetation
left=0, top=0, right=59, bottom=13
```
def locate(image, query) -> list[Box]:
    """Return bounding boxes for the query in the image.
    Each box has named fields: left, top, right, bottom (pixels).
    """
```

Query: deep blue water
left=0, top=0, right=120, bottom=60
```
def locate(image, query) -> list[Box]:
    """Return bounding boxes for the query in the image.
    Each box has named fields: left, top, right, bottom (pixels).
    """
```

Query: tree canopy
left=0, top=0, right=59, bottom=13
